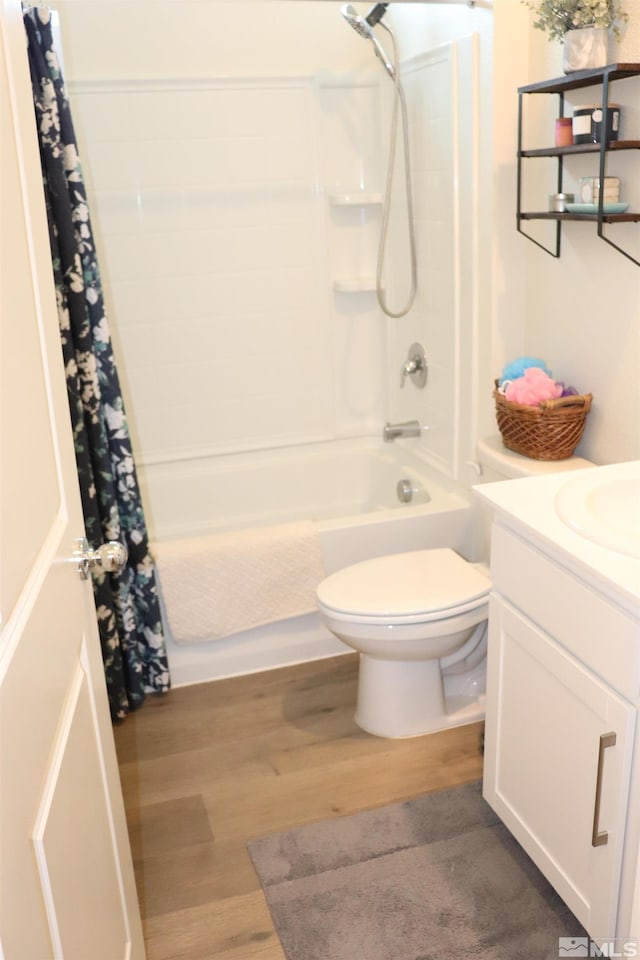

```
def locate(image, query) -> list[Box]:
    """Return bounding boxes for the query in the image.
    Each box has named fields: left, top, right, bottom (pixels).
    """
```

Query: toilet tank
left=470, top=435, right=595, bottom=561
left=476, top=435, right=595, bottom=483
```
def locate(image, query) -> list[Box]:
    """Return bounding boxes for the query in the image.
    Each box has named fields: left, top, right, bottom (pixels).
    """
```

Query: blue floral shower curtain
left=23, top=6, right=170, bottom=721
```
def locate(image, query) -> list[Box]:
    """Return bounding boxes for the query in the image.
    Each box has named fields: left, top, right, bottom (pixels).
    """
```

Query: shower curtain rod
left=178, top=1, right=481, bottom=5
left=107, top=1, right=487, bottom=5
left=285, top=1, right=479, bottom=4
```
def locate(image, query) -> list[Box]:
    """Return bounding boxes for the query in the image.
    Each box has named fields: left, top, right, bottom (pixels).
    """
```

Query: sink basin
left=555, top=462, right=640, bottom=559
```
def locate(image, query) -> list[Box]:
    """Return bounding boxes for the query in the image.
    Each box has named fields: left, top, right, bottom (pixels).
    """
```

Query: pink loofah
left=505, top=367, right=563, bottom=406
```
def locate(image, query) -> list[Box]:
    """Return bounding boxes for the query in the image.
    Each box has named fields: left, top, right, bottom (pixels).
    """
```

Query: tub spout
left=382, top=419, right=421, bottom=442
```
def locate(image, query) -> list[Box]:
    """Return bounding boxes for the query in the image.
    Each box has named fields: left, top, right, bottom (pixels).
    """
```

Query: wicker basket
left=493, top=380, right=592, bottom=461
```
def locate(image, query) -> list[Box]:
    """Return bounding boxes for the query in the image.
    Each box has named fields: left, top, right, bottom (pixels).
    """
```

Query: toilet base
left=355, top=654, right=485, bottom=738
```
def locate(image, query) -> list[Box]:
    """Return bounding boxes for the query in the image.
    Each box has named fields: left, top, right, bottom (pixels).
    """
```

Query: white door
left=0, top=2, right=145, bottom=957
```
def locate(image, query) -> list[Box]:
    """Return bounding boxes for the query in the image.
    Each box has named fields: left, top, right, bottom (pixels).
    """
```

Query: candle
left=555, top=117, right=573, bottom=147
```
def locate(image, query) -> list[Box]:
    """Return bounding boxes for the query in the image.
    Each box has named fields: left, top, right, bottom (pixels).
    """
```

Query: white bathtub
left=141, top=438, right=476, bottom=686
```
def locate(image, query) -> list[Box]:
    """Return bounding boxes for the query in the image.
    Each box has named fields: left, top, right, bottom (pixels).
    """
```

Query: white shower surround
left=70, top=72, right=387, bottom=462
left=67, top=36, right=478, bottom=477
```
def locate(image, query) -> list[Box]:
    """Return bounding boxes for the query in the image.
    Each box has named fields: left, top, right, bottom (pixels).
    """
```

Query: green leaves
left=521, top=0, right=629, bottom=42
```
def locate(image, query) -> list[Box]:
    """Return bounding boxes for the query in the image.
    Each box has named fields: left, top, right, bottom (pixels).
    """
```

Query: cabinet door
left=483, top=596, right=636, bottom=938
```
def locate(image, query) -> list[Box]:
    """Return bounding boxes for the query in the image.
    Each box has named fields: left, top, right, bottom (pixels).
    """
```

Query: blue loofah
left=499, top=356, right=551, bottom=387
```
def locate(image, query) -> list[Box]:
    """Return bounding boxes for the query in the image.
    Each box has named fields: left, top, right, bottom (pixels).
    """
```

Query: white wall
left=494, top=1, right=640, bottom=466
left=398, top=0, right=640, bottom=468
left=520, top=15, right=640, bottom=465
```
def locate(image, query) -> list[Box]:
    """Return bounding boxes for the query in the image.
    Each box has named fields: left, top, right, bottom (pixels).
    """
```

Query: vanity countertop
left=473, top=461, right=640, bottom=617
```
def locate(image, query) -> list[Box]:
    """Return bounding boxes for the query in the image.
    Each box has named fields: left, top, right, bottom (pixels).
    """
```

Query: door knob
left=75, top=537, right=128, bottom=580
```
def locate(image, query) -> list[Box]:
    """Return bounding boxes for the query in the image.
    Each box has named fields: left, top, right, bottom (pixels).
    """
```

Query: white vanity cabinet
left=482, top=520, right=640, bottom=939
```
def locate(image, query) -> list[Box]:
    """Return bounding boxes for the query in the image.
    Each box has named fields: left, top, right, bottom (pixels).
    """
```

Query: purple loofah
left=557, top=382, right=579, bottom=397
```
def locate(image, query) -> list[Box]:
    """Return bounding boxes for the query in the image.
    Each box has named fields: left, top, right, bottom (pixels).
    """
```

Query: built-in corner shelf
left=328, top=191, right=383, bottom=206
left=332, top=276, right=377, bottom=293
left=329, top=188, right=382, bottom=293
left=517, top=62, right=640, bottom=266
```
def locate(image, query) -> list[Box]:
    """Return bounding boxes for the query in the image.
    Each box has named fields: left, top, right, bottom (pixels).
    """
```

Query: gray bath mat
left=247, top=780, right=586, bottom=960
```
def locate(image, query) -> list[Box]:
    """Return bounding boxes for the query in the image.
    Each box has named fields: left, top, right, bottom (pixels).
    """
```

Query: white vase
left=562, top=26, right=609, bottom=74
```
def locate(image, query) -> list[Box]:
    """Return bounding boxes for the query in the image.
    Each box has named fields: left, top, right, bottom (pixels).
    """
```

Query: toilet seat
left=317, top=548, right=491, bottom=625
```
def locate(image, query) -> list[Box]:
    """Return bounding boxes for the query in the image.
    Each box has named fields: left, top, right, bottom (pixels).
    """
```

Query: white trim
left=32, top=667, right=85, bottom=960
left=79, top=639, right=134, bottom=960
left=450, top=40, right=462, bottom=482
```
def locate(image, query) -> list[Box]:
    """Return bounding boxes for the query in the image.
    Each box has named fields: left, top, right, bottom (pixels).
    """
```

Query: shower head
left=341, top=3, right=395, bottom=78
left=341, top=4, right=374, bottom=40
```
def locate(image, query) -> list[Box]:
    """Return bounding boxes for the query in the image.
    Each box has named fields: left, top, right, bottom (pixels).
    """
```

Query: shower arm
left=365, top=3, right=389, bottom=26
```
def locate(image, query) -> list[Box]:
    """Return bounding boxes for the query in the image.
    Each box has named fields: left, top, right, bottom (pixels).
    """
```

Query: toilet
left=317, top=548, right=490, bottom=738
left=316, top=436, right=595, bottom=739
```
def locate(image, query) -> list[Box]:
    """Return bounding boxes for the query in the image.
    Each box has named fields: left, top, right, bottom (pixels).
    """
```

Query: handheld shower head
left=340, top=3, right=395, bottom=78
left=341, top=4, right=373, bottom=40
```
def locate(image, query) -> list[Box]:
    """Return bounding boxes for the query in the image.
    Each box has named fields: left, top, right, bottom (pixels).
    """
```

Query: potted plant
left=522, top=0, right=629, bottom=72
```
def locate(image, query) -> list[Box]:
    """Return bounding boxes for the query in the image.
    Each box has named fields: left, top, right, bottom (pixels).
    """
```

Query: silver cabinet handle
left=75, top=537, right=128, bottom=580
left=592, top=731, right=616, bottom=847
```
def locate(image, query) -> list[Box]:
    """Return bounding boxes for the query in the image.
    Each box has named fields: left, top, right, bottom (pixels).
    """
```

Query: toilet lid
left=317, top=548, right=491, bottom=620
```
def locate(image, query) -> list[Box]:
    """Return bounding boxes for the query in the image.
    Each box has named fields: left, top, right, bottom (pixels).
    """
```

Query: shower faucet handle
left=400, top=342, right=427, bottom=389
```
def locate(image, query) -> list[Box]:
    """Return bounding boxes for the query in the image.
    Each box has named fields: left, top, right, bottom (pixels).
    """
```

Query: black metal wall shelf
left=519, top=62, right=640, bottom=93
left=521, top=140, right=640, bottom=159
left=521, top=211, right=640, bottom=223
left=517, top=63, right=640, bottom=266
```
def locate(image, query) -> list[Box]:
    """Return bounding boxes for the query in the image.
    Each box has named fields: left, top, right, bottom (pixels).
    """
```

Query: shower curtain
left=23, top=5, right=170, bottom=721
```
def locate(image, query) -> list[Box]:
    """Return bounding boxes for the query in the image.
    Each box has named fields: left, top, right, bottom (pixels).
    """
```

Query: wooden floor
left=114, top=653, right=484, bottom=960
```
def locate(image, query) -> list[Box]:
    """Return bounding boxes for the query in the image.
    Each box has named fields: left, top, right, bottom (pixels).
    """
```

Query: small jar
left=549, top=192, right=575, bottom=213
